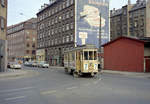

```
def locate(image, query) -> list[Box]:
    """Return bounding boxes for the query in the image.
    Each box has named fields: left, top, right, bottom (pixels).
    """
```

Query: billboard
left=75, top=0, right=109, bottom=48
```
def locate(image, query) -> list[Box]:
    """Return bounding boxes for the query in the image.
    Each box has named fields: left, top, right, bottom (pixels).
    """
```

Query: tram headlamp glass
left=94, top=64, right=97, bottom=70
left=84, top=64, right=88, bottom=70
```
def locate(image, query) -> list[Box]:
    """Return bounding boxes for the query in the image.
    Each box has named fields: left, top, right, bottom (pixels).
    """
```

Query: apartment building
left=7, top=18, right=37, bottom=62
left=0, top=0, right=7, bottom=72
left=110, top=0, right=150, bottom=40
left=37, top=0, right=109, bottom=66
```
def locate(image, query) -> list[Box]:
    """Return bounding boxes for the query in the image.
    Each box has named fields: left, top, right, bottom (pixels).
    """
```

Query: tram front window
left=84, top=51, right=95, bottom=60
left=89, top=51, right=94, bottom=60
left=94, top=51, right=97, bottom=60
left=84, top=51, right=88, bottom=60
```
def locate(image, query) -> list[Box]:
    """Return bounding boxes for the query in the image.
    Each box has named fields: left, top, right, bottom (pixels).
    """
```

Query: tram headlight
left=94, top=64, right=97, bottom=70
left=84, top=64, right=88, bottom=70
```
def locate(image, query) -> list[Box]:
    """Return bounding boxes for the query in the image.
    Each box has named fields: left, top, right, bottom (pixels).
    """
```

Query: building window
left=33, top=38, right=35, bottom=42
left=32, top=43, right=35, bottom=48
left=63, top=37, right=65, bottom=43
left=70, top=22, right=74, bottom=29
left=66, top=24, right=69, bottom=30
left=66, top=12, right=69, bottom=18
left=63, top=2, right=66, bottom=9
left=55, top=6, right=58, bottom=13
left=66, top=36, right=69, bottom=42
left=59, top=16, right=62, bottom=21
left=32, top=50, right=36, bottom=54
left=27, top=43, right=30, bottom=47
left=70, top=10, right=74, bottom=17
left=26, top=36, right=30, bottom=41
left=55, top=39, right=57, bottom=45
left=66, top=0, right=70, bottom=7
left=59, top=27, right=61, bottom=33
left=1, top=0, right=5, bottom=7
left=70, top=0, right=74, bottom=5
left=52, top=8, right=54, bottom=14
left=52, top=19, right=54, bottom=25
left=26, top=50, right=30, bottom=54
left=55, top=27, right=58, bottom=34
left=71, top=35, right=73, bottom=41
left=62, top=13, right=66, bottom=20
left=55, top=16, right=58, bottom=23
left=49, top=10, right=51, bottom=16
left=52, top=39, right=54, bottom=45
left=62, top=25, right=65, bottom=32
left=52, top=29, right=54, bottom=35
left=0, top=17, right=5, bottom=30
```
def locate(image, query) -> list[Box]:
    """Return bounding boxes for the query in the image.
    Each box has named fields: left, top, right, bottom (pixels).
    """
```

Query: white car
left=38, top=61, right=49, bottom=68
left=10, top=62, right=22, bottom=69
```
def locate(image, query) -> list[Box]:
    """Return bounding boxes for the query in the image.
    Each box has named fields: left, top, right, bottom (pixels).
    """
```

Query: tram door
left=76, top=51, right=81, bottom=71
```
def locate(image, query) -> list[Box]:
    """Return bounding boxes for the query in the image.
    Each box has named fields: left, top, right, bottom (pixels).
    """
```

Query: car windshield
left=40, top=61, right=47, bottom=64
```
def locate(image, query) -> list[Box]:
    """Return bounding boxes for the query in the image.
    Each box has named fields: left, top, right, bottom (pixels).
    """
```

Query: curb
left=49, top=66, right=64, bottom=69
left=0, top=70, right=29, bottom=79
left=101, top=70, right=150, bottom=78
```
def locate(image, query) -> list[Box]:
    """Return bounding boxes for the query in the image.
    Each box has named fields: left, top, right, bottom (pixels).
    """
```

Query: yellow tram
left=64, top=45, right=99, bottom=77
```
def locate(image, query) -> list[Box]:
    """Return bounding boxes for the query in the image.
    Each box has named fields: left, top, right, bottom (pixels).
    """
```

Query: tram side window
left=64, top=54, right=67, bottom=61
left=89, top=51, right=94, bottom=60
left=72, top=52, right=75, bottom=61
left=84, top=51, right=88, bottom=60
left=94, top=51, right=97, bottom=60
left=69, top=53, right=72, bottom=61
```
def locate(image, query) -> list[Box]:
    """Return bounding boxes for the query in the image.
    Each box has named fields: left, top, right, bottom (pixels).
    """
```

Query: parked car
left=9, top=62, right=21, bottom=69
left=28, top=62, right=34, bottom=67
left=24, top=62, right=30, bottom=66
left=38, top=61, right=49, bottom=68
left=7, top=62, right=11, bottom=68
left=32, top=61, right=38, bottom=67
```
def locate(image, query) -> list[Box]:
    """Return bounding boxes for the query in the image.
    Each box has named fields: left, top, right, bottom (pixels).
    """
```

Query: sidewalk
left=102, top=70, right=150, bottom=78
left=0, top=69, right=28, bottom=79
left=49, top=66, right=64, bottom=69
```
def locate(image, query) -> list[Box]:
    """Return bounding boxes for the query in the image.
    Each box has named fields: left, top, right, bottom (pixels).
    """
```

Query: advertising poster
left=75, top=0, right=109, bottom=48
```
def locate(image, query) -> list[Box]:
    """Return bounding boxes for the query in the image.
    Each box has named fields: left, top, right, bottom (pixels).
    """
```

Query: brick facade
left=7, top=18, right=37, bottom=62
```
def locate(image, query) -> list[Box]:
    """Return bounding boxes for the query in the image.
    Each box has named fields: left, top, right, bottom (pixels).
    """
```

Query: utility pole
left=99, top=13, right=102, bottom=53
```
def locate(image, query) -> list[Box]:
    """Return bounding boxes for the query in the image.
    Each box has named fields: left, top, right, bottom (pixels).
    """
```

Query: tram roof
left=65, top=45, right=98, bottom=53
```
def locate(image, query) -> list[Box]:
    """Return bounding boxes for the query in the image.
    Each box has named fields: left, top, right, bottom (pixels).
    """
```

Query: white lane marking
left=66, top=86, right=78, bottom=90
left=5, top=96, right=25, bottom=101
left=41, top=90, right=57, bottom=95
left=0, top=87, right=34, bottom=93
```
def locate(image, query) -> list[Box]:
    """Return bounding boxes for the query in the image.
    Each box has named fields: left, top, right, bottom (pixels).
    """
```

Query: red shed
left=102, top=36, right=150, bottom=72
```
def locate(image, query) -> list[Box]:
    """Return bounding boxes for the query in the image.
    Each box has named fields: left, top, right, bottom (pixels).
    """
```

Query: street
left=0, top=66, right=150, bottom=104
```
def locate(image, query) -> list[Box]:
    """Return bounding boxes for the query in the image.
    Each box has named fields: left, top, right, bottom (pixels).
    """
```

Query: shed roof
left=102, top=36, right=145, bottom=47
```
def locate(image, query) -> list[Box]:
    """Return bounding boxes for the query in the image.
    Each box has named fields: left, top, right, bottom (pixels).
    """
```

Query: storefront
left=36, top=49, right=45, bottom=62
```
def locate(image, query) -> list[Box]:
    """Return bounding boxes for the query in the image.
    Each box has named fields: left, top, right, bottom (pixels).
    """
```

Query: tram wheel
left=65, top=68, right=68, bottom=73
left=73, top=71, right=79, bottom=78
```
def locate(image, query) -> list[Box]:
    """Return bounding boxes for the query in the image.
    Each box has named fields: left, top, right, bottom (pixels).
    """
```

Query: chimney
left=113, top=8, right=115, bottom=11
left=128, top=0, right=131, bottom=5
left=41, top=5, right=44, bottom=9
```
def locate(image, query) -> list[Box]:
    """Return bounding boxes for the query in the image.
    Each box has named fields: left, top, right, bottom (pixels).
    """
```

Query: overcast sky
left=8, top=0, right=136, bottom=26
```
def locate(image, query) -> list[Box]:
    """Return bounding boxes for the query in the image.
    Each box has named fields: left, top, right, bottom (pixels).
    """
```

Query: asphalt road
left=0, top=66, right=150, bottom=104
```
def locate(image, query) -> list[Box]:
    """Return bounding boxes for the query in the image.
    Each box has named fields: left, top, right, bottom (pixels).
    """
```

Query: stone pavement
left=102, top=70, right=150, bottom=78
